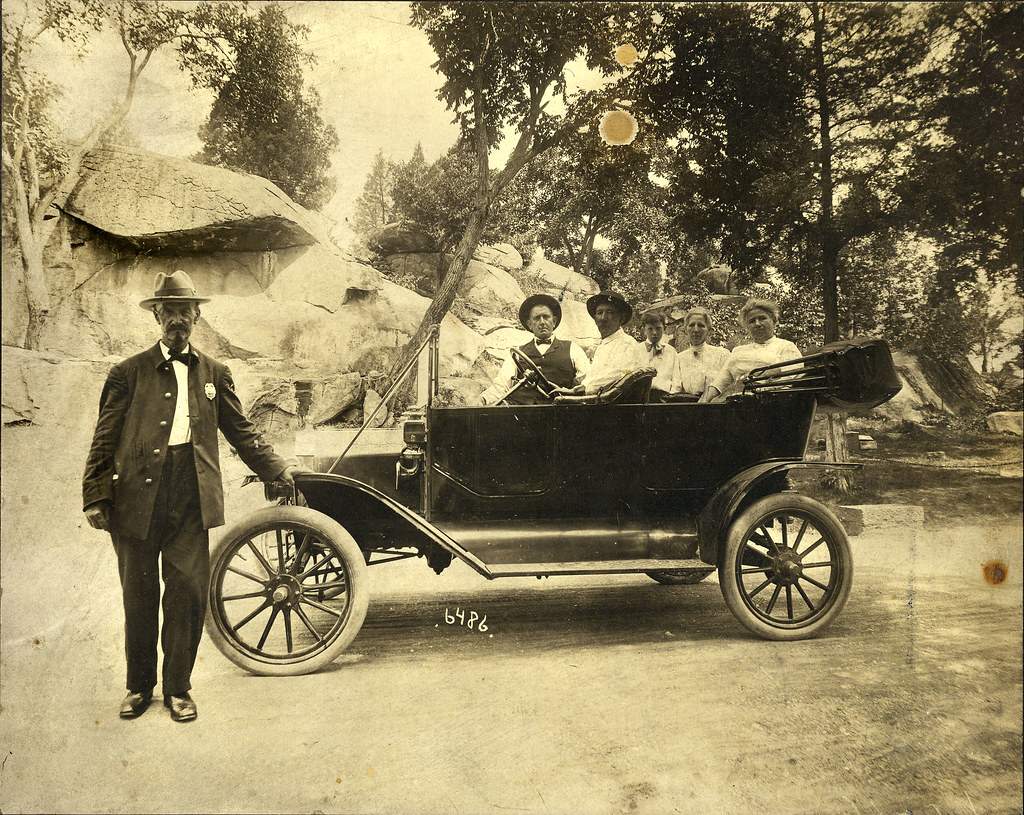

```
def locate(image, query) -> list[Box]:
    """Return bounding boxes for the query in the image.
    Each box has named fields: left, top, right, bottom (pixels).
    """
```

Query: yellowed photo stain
left=614, top=42, right=638, bottom=66
left=983, top=561, right=1008, bottom=585
left=599, top=109, right=639, bottom=146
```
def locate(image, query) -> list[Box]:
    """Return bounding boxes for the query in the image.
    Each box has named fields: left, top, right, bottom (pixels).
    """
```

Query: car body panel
left=307, top=392, right=830, bottom=574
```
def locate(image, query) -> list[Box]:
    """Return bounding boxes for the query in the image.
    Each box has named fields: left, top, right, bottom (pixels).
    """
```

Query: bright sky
left=26, top=1, right=462, bottom=244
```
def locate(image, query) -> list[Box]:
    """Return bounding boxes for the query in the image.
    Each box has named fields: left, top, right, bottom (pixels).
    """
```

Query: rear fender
left=697, top=461, right=861, bottom=566
left=294, top=473, right=490, bottom=576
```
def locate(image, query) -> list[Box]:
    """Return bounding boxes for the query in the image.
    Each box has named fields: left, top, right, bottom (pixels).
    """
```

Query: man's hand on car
left=551, top=384, right=585, bottom=397
left=278, top=464, right=310, bottom=486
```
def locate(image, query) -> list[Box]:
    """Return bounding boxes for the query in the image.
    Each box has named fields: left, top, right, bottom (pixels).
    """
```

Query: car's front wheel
left=719, top=494, right=852, bottom=640
left=206, top=506, right=369, bottom=676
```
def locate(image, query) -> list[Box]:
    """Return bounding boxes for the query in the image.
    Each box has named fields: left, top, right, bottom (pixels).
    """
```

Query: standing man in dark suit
left=83, top=270, right=301, bottom=722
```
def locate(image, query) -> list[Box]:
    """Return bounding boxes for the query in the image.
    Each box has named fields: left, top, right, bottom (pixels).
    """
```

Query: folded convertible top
left=743, top=337, right=903, bottom=412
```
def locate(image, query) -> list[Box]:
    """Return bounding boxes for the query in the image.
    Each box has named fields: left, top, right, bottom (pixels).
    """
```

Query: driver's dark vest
left=521, top=338, right=576, bottom=388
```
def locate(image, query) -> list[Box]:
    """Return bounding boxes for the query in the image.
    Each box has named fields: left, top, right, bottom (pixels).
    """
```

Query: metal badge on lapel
left=205, top=382, right=216, bottom=400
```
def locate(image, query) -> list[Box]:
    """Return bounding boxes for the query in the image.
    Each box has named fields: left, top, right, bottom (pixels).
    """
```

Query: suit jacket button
left=112, top=474, right=119, bottom=481
left=153, top=448, right=160, bottom=455
left=164, top=392, right=172, bottom=398
left=160, top=421, right=168, bottom=427
left=145, top=478, right=153, bottom=484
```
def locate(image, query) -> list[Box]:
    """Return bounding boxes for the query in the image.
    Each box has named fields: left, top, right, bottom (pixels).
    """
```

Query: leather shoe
left=163, top=692, right=197, bottom=722
left=119, top=690, right=152, bottom=719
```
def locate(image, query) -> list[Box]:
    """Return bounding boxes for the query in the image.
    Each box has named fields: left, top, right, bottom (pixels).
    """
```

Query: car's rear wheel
left=719, top=494, right=852, bottom=640
left=206, top=506, right=369, bottom=676
left=645, top=568, right=714, bottom=585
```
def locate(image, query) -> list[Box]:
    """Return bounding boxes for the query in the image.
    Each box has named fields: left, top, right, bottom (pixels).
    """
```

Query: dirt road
left=1, top=516, right=1020, bottom=815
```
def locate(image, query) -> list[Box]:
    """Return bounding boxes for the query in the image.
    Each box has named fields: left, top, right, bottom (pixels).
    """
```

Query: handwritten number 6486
left=444, top=607, right=488, bottom=632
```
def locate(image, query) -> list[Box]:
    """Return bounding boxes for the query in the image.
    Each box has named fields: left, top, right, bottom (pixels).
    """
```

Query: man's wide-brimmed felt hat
left=519, top=293, right=562, bottom=329
left=139, top=270, right=210, bottom=310
left=586, top=290, right=633, bottom=325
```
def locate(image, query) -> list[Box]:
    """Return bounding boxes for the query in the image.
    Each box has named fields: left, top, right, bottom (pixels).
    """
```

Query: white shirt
left=672, top=343, right=730, bottom=395
left=640, top=340, right=677, bottom=393
left=160, top=342, right=192, bottom=445
left=710, top=336, right=802, bottom=396
left=480, top=338, right=590, bottom=404
left=581, top=328, right=643, bottom=393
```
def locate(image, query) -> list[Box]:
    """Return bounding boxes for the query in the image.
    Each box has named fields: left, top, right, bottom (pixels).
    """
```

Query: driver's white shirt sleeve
left=480, top=351, right=519, bottom=404
left=581, top=329, right=641, bottom=393
left=569, top=341, right=591, bottom=384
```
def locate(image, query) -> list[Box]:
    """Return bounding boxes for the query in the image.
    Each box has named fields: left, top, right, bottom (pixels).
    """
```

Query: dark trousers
left=111, top=444, right=209, bottom=696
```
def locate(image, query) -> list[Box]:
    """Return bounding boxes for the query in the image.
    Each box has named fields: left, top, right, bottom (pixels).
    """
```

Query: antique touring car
left=205, top=328, right=902, bottom=675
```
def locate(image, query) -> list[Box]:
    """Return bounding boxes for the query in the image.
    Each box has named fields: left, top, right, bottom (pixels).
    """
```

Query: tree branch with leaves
left=386, top=1, right=648, bottom=389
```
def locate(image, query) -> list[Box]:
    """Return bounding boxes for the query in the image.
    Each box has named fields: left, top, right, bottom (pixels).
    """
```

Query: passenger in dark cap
left=480, top=293, right=590, bottom=404
left=554, top=291, right=644, bottom=395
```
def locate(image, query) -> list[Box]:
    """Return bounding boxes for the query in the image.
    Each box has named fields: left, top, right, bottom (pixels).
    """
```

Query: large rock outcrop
left=64, top=146, right=338, bottom=255
left=368, top=222, right=436, bottom=255
left=517, top=255, right=600, bottom=301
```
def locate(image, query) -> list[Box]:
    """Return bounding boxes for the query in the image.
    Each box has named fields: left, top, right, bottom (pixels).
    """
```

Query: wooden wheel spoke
left=245, top=539, right=276, bottom=577
left=780, top=516, right=789, bottom=549
left=802, top=560, right=836, bottom=569
left=297, top=551, right=330, bottom=580
left=758, top=524, right=782, bottom=553
left=765, top=583, right=783, bottom=614
left=801, top=574, right=831, bottom=592
left=257, top=606, right=280, bottom=650
left=226, top=564, right=268, bottom=585
left=300, top=595, right=344, bottom=617
left=222, top=589, right=268, bottom=602
left=801, top=538, right=825, bottom=557
left=275, top=528, right=286, bottom=573
left=748, top=577, right=775, bottom=597
left=795, top=581, right=816, bottom=612
left=792, top=518, right=809, bottom=552
left=303, top=580, right=347, bottom=597
left=283, top=609, right=293, bottom=654
left=231, top=600, right=271, bottom=634
left=751, top=527, right=776, bottom=552
left=786, top=585, right=794, bottom=620
left=303, top=564, right=345, bottom=584
left=293, top=604, right=326, bottom=643
left=287, top=532, right=315, bottom=576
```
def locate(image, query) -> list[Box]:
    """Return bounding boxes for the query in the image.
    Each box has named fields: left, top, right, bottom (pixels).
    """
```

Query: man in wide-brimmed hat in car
left=83, top=270, right=303, bottom=723
left=480, top=293, right=591, bottom=405
left=554, top=290, right=644, bottom=396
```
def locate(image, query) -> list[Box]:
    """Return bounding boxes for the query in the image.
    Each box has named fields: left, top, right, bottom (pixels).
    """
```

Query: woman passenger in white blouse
left=670, top=307, right=730, bottom=399
left=699, top=298, right=801, bottom=402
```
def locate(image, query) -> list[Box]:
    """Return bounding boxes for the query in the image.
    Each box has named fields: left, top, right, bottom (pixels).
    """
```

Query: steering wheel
left=507, top=347, right=557, bottom=400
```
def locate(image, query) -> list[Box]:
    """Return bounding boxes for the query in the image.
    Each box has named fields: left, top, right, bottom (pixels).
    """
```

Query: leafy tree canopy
left=184, top=2, right=339, bottom=210
left=897, top=1, right=1023, bottom=294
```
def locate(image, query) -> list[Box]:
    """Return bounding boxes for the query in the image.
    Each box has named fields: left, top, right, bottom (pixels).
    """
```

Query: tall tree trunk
left=5, top=34, right=149, bottom=351
left=22, top=240, right=50, bottom=349
left=383, top=48, right=494, bottom=393
left=403, top=207, right=490, bottom=359
left=812, top=2, right=851, bottom=487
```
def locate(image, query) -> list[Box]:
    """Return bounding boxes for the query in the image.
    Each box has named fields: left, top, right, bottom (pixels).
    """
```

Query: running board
left=485, top=558, right=713, bottom=578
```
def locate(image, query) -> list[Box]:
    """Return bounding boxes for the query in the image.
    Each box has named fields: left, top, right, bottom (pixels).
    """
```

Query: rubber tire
left=206, top=506, right=369, bottom=676
left=645, top=568, right=715, bottom=585
left=718, top=493, right=852, bottom=641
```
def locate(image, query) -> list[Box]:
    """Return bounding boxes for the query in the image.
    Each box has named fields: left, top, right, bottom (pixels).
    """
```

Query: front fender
left=696, top=460, right=861, bottom=566
left=294, top=473, right=491, bottom=576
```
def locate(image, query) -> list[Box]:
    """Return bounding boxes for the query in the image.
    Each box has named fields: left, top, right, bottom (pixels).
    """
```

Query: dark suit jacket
left=83, top=343, right=287, bottom=540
